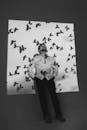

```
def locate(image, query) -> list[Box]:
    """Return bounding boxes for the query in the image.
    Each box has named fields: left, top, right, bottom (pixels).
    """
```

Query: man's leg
left=35, top=78, right=52, bottom=122
left=47, top=78, right=66, bottom=122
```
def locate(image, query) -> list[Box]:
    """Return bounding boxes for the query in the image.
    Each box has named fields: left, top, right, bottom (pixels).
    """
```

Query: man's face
left=39, top=45, right=47, bottom=54
left=40, top=49, right=47, bottom=54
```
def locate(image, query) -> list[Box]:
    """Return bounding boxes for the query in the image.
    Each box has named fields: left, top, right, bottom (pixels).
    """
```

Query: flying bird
left=65, top=25, right=70, bottom=31
left=28, top=57, right=32, bottom=62
left=23, top=55, right=27, bottom=61
left=70, top=46, right=74, bottom=50
left=50, top=47, right=53, bottom=50
left=36, top=41, right=40, bottom=46
left=28, top=21, right=32, bottom=25
left=71, top=67, right=74, bottom=72
left=36, top=23, right=41, bottom=28
left=56, top=30, right=63, bottom=36
left=66, top=57, right=70, bottom=62
left=65, top=68, right=69, bottom=73
left=10, top=40, right=16, bottom=45
left=69, top=34, right=73, bottom=37
left=19, top=45, right=26, bottom=53
left=13, top=82, right=19, bottom=87
left=8, top=28, right=14, bottom=34
left=33, top=39, right=37, bottom=43
left=72, top=55, right=76, bottom=59
left=24, top=65, right=28, bottom=68
left=14, top=27, right=19, bottom=32
left=55, top=24, right=60, bottom=29
left=9, top=72, right=13, bottom=76
left=52, top=42, right=56, bottom=47
left=62, top=74, right=66, bottom=79
left=68, top=53, right=71, bottom=57
left=48, top=37, right=51, bottom=41
left=53, top=54, right=57, bottom=57
left=14, top=43, right=19, bottom=48
left=26, top=24, right=31, bottom=31
left=16, top=84, right=23, bottom=91
left=49, top=33, right=53, bottom=36
left=56, top=45, right=60, bottom=50
left=16, top=66, right=21, bottom=69
left=14, top=70, right=20, bottom=75
left=60, top=47, right=63, bottom=51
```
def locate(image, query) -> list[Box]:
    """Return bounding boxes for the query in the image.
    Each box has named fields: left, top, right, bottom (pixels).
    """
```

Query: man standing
left=28, top=43, right=66, bottom=123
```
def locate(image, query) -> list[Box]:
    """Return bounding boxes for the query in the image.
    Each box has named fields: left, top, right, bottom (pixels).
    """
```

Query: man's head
left=38, top=44, right=47, bottom=54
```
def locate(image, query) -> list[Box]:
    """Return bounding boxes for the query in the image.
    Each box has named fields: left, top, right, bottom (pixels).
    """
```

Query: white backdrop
left=7, top=19, right=79, bottom=95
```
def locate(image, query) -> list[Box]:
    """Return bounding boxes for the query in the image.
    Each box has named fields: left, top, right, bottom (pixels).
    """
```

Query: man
left=28, top=43, right=66, bottom=123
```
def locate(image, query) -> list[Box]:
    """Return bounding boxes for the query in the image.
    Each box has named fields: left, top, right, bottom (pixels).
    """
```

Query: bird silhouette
left=16, top=66, right=21, bottom=69
left=68, top=53, right=71, bottom=57
left=52, top=42, right=56, bottom=47
left=62, top=74, right=66, bottom=79
left=28, top=57, right=32, bottom=62
left=24, top=70, right=28, bottom=75
left=36, top=41, right=40, bottom=46
left=19, top=45, right=26, bottom=53
left=71, top=67, right=74, bottom=72
left=53, top=54, right=57, bottom=57
left=49, top=33, right=53, bottom=36
left=28, top=21, right=32, bottom=25
left=10, top=40, right=16, bottom=45
left=36, top=23, right=41, bottom=28
left=33, top=53, right=39, bottom=57
left=14, top=43, right=19, bottom=48
left=66, top=57, right=70, bottom=62
left=69, top=34, right=73, bottom=37
left=8, top=28, right=14, bottom=34
left=60, top=47, right=63, bottom=51
left=48, top=37, right=51, bottom=41
left=24, top=65, right=28, bottom=68
left=65, top=68, right=69, bottom=73
left=16, top=84, right=23, bottom=91
left=26, top=24, right=31, bottom=31
left=50, top=47, right=53, bottom=50
left=55, top=24, right=60, bottom=29
left=23, top=55, right=27, bottom=61
left=72, top=55, right=76, bottom=59
left=54, top=62, right=60, bottom=67
left=33, top=39, right=37, bottom=43
left=56, top=45, right=60, bottom=50
left=65, top=25, right=70, bottom=31
left=14, top=27, right=19, bottom=32
left=73, top=64, right=76, bottom=67
left=70, top=46, right=74, bottom=50
left=9, top=72, right=13, bottom=76
left=14, top=70, right=20, bottom=75
left=13, top=82, right=19, bottom=87
left=56, top=30, right=63, bottom=36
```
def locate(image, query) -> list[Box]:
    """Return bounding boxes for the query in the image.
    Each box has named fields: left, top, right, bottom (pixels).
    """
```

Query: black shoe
left=55, top=115, right=66, bottom=122
left=43, top=115, right=52, bottom=123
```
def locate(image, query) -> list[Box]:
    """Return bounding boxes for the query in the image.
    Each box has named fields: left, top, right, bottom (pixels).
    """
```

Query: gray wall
left=0, top=0, right=87, bottom=130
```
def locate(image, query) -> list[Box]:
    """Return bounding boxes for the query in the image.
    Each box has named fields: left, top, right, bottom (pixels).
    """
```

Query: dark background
left=0, top=0, right=87, bottom=130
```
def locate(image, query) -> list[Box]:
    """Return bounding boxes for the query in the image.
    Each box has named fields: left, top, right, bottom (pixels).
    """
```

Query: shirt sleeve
left=49, top=57, right=59, bottom=78
left=27, top=58, right=36, bottom=79
left=46, top=57, right=59, bottom=80
left=51, top=60, right=59, bottom=78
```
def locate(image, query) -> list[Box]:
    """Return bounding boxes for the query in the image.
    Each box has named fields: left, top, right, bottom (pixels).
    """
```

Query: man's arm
left=46, top=58, right=59, bottom=80
left=27, top=58, right=36, bottom=79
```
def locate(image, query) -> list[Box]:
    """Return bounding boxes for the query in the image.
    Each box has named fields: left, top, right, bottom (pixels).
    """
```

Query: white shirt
left=27, top=54, right=58, bottom=80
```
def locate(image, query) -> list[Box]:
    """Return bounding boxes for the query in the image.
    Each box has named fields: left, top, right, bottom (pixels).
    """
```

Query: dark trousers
left=34, top=77, right=63, bottom=118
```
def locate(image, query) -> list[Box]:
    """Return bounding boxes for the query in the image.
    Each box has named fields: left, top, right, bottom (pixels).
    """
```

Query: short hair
left=38, top=43, right=47, bottom=53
